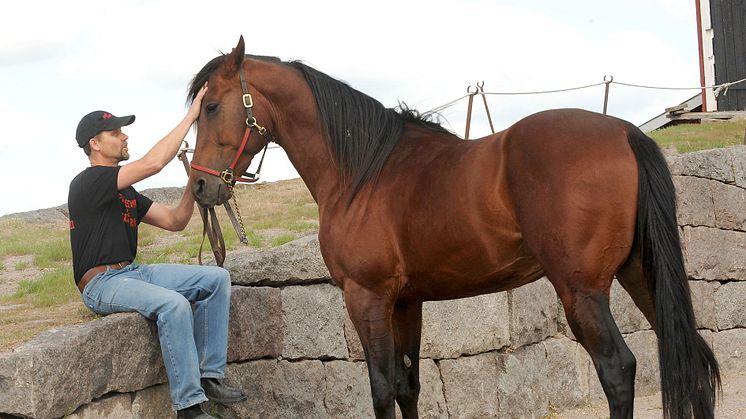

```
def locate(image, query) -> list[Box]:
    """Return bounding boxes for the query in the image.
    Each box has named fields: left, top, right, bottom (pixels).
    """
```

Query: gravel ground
left=557, top=374, right=746, bottom=418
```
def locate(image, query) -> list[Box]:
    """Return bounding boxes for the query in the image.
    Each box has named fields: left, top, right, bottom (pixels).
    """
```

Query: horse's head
left=187, top=35, right=275, bottom=207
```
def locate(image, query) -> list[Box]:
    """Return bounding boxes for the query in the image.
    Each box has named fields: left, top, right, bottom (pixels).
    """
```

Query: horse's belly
left=399, top=244, right=545, bottom=301
left=390, top=192, right=543, bottom=296
left=320, top=222, right=544, bottom=301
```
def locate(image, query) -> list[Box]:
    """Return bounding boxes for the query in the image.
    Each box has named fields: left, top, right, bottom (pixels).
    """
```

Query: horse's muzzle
left=192, top=176, right=231, bottom=207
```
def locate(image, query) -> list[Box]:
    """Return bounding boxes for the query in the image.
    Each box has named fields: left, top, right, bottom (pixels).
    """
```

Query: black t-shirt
left=68, top=166, right=153, bottom=284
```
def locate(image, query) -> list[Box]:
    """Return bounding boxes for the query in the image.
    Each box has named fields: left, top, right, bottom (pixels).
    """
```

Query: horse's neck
left=274, top=110, right=341, bottom=206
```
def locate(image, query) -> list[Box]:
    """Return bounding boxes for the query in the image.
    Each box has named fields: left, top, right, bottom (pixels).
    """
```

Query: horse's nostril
left=193, top=177, right=207, bottom=198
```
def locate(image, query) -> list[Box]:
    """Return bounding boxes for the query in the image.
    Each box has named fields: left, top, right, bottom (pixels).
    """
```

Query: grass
left=0, top=302, right=97, bottom=348
left=648, top=119, right=746, bottom=153
left=0, top=219, right=70, bottom=257
left=11, top=267, right=79, bottom=307
left=14, top=261, right=30, bottom=271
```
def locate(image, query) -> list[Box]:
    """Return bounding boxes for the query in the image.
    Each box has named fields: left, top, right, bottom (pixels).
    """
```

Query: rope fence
left=426, top=76, right=746, bottom=139
left=430, top=76, right=746, bottom=112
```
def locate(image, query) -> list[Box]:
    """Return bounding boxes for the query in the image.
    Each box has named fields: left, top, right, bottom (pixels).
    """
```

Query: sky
left=0, top=0, right=703, bottom=216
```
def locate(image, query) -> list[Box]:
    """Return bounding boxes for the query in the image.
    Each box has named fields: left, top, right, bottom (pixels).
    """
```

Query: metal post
left=603, top=75, right=613, bottom=115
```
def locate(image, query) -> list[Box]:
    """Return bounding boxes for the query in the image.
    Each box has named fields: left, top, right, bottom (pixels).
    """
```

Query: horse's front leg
left=344, top=280, right=398, bottom=419
left=393, top=301, right=423, bottom=419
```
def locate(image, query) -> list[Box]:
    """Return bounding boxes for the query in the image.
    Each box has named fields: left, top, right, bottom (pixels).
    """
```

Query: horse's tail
left=626, top=126, right=720, bottom=419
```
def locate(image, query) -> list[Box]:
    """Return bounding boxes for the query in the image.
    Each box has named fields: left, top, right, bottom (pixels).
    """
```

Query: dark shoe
left=176, top=404, right=215, bottom=419
left=201, top=377, right=247, bottom=404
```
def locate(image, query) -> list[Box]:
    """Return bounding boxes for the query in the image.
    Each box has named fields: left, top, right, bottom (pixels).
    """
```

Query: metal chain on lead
left=229, top=186, right=249, bottom=244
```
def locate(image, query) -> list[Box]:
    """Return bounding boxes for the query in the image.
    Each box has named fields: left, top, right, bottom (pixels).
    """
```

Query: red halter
left=190, top=66, right=274, bottom=184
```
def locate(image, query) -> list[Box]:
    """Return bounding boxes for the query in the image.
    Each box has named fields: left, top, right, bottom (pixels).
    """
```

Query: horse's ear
left=226, top=35, right=246, bottom=72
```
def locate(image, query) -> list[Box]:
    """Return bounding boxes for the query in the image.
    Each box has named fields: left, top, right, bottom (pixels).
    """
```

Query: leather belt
left=77, top=261, right=131, bottom=293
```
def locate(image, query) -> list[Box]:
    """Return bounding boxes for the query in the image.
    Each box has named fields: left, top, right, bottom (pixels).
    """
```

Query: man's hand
left=117, top=83, right=209, bottom=190
left=188, top=82, right=208, bottom=123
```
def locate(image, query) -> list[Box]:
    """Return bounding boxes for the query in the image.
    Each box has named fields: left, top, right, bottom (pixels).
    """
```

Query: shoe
left=176, top=404, right=216, bottom=419
left=201, top=377, right=247, bottom=404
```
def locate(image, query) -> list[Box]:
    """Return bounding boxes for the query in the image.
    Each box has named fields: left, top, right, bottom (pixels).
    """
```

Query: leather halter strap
left=198, top=205, right=226, bottom=266
left=190, top=65, right=274, bottom=184
left=178, top=146, right=237, bottom=266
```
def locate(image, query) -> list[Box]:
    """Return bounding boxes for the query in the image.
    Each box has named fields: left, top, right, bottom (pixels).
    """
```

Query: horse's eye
left=206, top=103, right=219, bottom=114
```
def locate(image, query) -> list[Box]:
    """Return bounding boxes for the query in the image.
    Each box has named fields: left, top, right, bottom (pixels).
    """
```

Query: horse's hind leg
left=554, top=281, right=636, bottom=419
left=393, top=302, right=423, bottom=418
left=516, top=224, right=638, bottom=417
left=615, top=247, right=656, bottom=330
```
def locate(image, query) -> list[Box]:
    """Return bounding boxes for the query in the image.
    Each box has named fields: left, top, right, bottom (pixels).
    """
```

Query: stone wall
left=0, top=146, right=744, bottom=419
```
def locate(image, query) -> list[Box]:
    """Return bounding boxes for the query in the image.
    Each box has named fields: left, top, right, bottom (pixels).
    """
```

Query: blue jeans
left=81, top=263, right=231, bottom=410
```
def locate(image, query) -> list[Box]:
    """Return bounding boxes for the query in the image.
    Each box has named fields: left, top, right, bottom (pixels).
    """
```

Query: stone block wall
left=670, top=146, right=746, bottom=385
left=0, top=146, right=744, bottom=419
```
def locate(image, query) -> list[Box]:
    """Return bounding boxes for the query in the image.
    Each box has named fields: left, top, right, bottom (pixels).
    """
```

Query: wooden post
left=603, top=75, right=613, bottom=115
left=464, top=85, right=478, bottom=140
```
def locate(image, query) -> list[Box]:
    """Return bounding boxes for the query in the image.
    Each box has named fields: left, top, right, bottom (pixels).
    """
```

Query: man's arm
left=117, top=83, right=208, bottom=191
left=141, top=184, right=196, bottom=231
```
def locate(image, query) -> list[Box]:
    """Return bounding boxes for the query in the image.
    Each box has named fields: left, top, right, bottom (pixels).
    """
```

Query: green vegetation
left=0, top=218, right=80, bottom=310
left=0, top=219, right=69, bottom=258
left=649, top=119, right=746, bottom=153
left=271, top=233, right=298, bottom=247
left=10, top=267, right=78, bottom=308
left=14, top=261, right=30, bottom=271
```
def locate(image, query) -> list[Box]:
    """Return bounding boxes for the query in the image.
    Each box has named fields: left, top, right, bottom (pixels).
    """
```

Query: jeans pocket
left=82, top=274, right=108, bottom=313
left=81, top=291, right=97, bottom=312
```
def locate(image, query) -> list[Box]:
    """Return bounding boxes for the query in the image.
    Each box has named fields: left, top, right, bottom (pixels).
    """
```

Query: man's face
left=94, top=128, right=129, bottom=161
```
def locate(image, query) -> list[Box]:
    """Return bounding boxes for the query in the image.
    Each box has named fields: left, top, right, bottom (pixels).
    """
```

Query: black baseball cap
left=75, top=110, right=135, bottom=147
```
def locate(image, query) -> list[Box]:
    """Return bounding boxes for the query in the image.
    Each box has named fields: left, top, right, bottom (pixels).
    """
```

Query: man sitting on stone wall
left=68, top=82, right=245, bottom=419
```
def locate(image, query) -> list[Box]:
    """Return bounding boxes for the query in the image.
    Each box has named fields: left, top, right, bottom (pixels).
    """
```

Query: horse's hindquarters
left=503, top=109, right=639, bottom=288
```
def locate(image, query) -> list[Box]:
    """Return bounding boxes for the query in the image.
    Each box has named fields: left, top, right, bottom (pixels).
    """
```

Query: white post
left=697, top=0, right=717, bottom=112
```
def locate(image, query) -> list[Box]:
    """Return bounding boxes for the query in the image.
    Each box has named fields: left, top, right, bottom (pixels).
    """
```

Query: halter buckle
left=242, top=94, right=253, bottom=108
left=246, top=117, right=268, bottom=136
left=220, top=168, right=235, bottom=184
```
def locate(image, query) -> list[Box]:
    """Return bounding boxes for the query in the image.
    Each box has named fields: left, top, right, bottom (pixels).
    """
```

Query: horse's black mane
left=188, top=54, right=450, bottom=199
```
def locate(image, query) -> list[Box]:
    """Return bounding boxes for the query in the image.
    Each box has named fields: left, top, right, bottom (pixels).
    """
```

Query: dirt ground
left=556, top=374, right=746, bottom=418
left=0, top=255, right=45, bottom=296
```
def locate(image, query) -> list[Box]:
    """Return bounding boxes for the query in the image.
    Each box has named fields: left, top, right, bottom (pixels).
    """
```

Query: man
left=68, top=83, right=245, bottom=419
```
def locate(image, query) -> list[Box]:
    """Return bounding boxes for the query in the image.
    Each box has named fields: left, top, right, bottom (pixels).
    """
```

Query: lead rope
left=177, top=143, right=248, bottom=266
left=198, top=206, right=226, bottom=267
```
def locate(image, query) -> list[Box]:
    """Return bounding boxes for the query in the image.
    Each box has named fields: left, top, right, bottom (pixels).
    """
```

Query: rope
left=481, top=81, right=606, bottom=96
left=428, top=94, right=471, bottom=113
left=613, top=77, right=746, bottom=92
left=612, top=81, right=706, bottom=91
left=426, top=77, right=746, bottom=113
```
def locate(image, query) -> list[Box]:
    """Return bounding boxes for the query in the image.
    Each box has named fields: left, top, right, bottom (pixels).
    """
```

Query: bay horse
left=187, top=36, right=719, bottom=419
